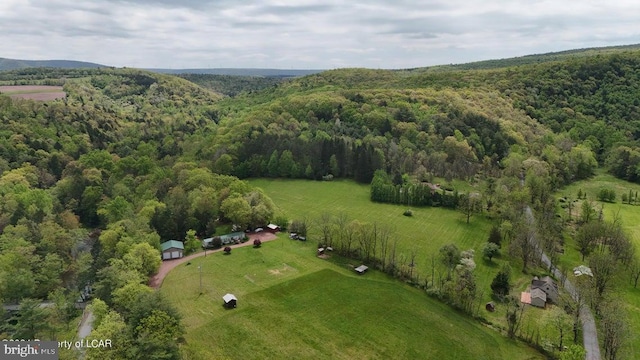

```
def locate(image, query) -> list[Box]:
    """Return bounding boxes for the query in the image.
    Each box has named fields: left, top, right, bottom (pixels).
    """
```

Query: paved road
left=525, top=207, right=600, bottom=360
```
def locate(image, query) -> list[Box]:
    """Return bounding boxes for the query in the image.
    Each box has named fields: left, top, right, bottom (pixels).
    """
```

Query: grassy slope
left=250, top=179, right=492, bottom=281
left=556, top=171, right=640, bottom=358
left=248, top=179, right=548, bottom=334
left=162, top=237, right=542, bottom=360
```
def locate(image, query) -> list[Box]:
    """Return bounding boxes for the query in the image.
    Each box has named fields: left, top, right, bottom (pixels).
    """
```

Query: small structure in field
left=223, top=293, right=237, bottom=308
left=266, top=223, right=280, bottom=233
left=161, top=240, right=184, bottom=260
left=355, top=265, right=368, bottom=274
left=573, top=265, right=593, bottom=277
left=485, top=302, right=496, bottom=312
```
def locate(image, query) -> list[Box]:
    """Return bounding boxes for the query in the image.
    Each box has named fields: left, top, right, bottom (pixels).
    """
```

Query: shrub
left=212, top=236, right=222, bottom=249
left=290, top=219, right=308, bottom=237
left=403, top=210, right=413, bottom=217
left=272, top=215, right=289, bottom=231
left=253, top=239, right=262, bottom=248
left=597, top=188, right=616, bottom=202
left=487, top=225, right=501, bottom=247
left=223, top=246, right=232, bottom=254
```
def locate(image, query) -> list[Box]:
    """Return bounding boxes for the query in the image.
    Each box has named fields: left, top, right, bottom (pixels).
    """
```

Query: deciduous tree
left=439, top=243, right=461, bottom=280
left=482, top=242, right=500, bottom=261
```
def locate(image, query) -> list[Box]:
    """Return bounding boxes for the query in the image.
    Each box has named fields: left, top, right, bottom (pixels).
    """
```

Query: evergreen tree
left=487, top=225, right=502, bottom=247
left=279, top=150, right=295, bottom=178
left=490, top=265, right=511, bottom=300
left=267, top=150, right=279, bottom=178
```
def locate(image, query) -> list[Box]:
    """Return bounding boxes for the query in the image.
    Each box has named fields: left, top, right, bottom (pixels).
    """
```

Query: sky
left=1, top=0, right=639, bottom=69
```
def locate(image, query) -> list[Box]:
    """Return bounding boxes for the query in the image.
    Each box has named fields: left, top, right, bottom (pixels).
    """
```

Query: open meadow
left=249, top=179, right=542, bottom=323
left=161, top=236, right=543, bottom=359
left=0, top=85, right=66, bottom=100
left=557, top=172, right=640, bottom=358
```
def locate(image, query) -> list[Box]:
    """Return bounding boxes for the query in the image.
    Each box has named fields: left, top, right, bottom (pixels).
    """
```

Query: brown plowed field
left=0, top=85, right=66, bottom=101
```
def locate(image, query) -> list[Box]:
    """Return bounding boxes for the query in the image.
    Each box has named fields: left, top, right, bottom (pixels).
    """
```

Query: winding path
left=149, top=232, right=277, bottom=289
left=525, top=207, right=600, bottom=360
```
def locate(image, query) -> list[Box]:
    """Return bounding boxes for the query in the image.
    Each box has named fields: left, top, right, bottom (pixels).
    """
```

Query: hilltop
left=0, top=57, right=107, bottom=70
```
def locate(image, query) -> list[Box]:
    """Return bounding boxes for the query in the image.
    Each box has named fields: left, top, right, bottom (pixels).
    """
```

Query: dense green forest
left=0, top=69, right=278, bottom=358
left=1, top=47, right=640, bottom=358
left=176, top=74, right=286, bottom=97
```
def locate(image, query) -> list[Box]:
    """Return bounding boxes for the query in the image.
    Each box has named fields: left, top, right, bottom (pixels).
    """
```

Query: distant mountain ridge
left=406, top=43, right=640, bottom=72
left=3, top=43, right=640, bottom=75
left=0, top=57, right=323, bottom=77
left=0, top=57, right=107, bottom=71
left=146, top=68, right=323, bottom=77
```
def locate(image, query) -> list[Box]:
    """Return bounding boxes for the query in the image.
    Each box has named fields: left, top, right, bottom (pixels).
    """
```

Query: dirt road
left=525, top=207, right=600, bottom=360
left=149, top=232, right=277, bottom=289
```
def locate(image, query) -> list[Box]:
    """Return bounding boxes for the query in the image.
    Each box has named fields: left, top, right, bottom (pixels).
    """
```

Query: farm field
left=248, top=179, right=538, bottom=320
left=249, top=179, right=493, bottom=280
left=161, top=237, right=543, bottom=359
left=556, top=172, right=640, bottom=358
left=0, top=85, right=66, bottom=100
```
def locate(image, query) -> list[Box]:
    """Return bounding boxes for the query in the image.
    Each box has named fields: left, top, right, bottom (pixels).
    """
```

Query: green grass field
left=162, top=238, right=543, bottom=359
left=557, top=171, right=640, bottom=358
left=250, top=179, right=493, bottom=278
left=249, top=179, right=539, bottom=323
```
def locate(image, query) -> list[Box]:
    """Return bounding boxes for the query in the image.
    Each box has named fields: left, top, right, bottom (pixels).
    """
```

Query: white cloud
left=1, top=0, right=639, bottom=69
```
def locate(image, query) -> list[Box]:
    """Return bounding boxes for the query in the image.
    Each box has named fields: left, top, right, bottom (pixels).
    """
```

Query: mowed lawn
left=249, top=179, right=495, bottom=284
left=557, top=172, right=640, bottom=358
left=162, top=239, right=543, bottom=360
left=248, top=179, right=534, bottom=322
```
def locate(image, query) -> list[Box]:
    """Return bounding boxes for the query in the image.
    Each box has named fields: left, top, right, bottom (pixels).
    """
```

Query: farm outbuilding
left=485, top=302, right=496, bottom=312
left=223, top=293, right=237, bottom=308
left=531, top=276, right=559, bottom=303
left=529, top=288, right=547, bottom=308
left=266, top=223, right=280, bottom=233
left=161, top=240, right=184, bottom=260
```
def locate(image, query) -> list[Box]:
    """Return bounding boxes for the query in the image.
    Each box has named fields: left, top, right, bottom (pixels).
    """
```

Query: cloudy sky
left=1, top=0, right=639, bottom=69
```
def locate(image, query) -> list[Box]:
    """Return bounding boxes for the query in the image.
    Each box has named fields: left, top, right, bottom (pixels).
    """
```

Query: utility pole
left=199, top=265, right=202, bottom=294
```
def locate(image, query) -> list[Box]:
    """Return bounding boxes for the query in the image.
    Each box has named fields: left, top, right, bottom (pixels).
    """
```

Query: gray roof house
left=531, top=276, right=558, bottom=303
left=530, top=288, right=547, bottom=308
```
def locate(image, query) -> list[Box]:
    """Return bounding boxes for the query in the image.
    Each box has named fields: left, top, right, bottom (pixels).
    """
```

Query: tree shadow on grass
left=482, top=258, right=500, bottom=269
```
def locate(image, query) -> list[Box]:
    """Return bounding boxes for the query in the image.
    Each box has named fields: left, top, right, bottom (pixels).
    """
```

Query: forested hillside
left=185, top=49, right=640, bottom=188
left=0, top=69, right=278, bottom=358
left=176, top=74, right=286, bottom=97
left=1, top=46, right=640, bottom=358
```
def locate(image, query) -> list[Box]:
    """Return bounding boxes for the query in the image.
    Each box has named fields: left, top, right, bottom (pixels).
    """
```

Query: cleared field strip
left=0, top=85, right=65, bottom=100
